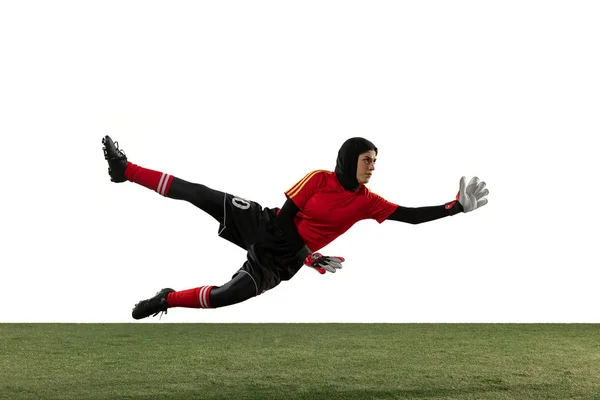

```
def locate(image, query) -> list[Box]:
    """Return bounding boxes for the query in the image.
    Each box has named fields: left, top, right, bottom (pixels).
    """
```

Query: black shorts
left=217, top=193, right=303, bottom=295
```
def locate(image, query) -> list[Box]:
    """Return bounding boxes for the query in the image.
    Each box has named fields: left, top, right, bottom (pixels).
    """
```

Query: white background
left=1, top=1, right=598, bottom=323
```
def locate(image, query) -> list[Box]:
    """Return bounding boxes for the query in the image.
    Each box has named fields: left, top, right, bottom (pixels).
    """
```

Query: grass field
left=1, top=324, right=599, bottom=399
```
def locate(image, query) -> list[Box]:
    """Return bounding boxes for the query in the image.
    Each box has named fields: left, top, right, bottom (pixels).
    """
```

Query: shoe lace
left=113, top=141, right=127, bottom=157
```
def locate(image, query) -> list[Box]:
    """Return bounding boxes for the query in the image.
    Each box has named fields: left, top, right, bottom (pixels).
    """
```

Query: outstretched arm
left=385, top=176, right=489, bottom=224
left=386, top=202, right=463, bottom=224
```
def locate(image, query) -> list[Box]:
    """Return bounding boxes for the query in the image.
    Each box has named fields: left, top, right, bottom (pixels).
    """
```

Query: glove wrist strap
left=444, top=200, right=464, bottom=215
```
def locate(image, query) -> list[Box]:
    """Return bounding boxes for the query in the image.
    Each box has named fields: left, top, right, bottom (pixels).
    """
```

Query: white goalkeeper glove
left=458, top=176, right=489, bottom=213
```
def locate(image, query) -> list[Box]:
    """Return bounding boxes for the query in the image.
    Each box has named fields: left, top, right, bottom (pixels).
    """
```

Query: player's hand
left=457, top=176, right=489, bottom=213
left=304, top=252, right=345, bottom=274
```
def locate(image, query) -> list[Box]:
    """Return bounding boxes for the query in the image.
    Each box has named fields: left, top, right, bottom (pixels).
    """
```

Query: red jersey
left=283, top=170, right=398, bottom=252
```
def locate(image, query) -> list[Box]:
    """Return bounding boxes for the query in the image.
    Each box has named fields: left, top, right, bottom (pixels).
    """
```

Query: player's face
left=356, top=150, right=376, bottom=185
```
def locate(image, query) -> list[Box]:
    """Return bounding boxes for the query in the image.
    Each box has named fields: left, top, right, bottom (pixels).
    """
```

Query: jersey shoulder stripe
left=285, top=170, right=330, bottom=199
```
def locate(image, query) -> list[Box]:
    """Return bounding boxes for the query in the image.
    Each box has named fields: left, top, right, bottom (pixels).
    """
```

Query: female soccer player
left=102, top=136, right=488, bottom=320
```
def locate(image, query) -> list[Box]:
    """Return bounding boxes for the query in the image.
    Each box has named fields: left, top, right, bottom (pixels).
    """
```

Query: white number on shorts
left=232, top=197, right=250, bottom=210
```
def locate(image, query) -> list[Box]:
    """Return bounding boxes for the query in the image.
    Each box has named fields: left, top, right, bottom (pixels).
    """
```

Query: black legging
left=167, top=177, right=225, bottom=223
left=166, top=177, right=258, bottom=307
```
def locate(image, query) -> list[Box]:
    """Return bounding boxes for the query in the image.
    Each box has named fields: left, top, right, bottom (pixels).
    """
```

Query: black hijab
left=334, top=137, right=378, bottom=191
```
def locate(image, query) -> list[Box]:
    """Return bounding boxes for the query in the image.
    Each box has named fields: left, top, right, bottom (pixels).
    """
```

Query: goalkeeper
left=102, top=136, right=489, bottom=320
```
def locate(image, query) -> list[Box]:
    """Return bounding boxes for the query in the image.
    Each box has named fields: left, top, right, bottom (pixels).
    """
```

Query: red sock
left=167, top=286, right=214, bottom=308
left=124, top=162, right=174, bottom=196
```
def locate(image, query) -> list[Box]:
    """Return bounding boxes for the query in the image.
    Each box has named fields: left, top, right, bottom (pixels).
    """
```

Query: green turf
left=1, top=324, right=599, bottom=399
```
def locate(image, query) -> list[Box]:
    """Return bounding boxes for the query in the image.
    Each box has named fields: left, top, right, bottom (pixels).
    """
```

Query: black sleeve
left=274, top=198, right=312, bottom=261
left=385, top=201, right=463, bottom=224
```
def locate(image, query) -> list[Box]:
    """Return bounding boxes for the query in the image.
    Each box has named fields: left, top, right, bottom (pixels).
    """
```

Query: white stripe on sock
left=159, top=174, right=170, bottom=196
left=199, top=286, right=208, bottom=308
left=157, top=173, right=166, bottom=194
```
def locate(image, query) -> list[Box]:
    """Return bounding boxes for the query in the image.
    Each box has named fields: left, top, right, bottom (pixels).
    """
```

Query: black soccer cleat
left=102, top=135, right=128, bottom=183
left=132, top=288, right=175, bottom=320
